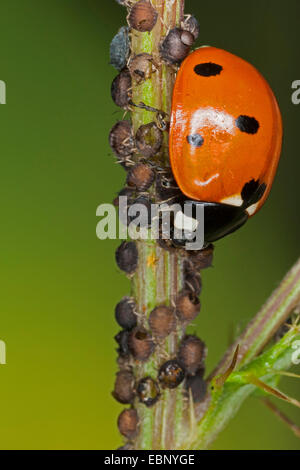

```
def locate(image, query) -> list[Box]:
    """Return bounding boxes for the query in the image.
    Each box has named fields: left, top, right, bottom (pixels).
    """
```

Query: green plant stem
left=186, top=257, right=300, bottom=450
left=129, top=0, right=187, bottom=450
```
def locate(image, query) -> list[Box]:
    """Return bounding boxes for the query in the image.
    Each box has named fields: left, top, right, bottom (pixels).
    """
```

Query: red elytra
left=169, top=46, right=283, bottom=219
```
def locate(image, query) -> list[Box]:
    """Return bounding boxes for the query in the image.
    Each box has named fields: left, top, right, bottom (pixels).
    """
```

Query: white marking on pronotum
left=246, top=202, right=259, bottom=216
left=221, top=195, right=243, bottom=207
left=174, top=210, right=199, bottom=232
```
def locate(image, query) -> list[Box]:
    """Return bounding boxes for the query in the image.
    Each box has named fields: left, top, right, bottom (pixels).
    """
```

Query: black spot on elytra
left=236, top=115, right=259, bottom=134
left=241, top=179, right=267, bottom=207
left=187, top=134, right=204, bottom=147
left=194, top=62, right=223, bottom=77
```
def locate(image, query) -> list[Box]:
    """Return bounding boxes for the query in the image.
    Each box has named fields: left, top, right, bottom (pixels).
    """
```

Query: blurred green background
left=0, top=0, right=299, bottom=450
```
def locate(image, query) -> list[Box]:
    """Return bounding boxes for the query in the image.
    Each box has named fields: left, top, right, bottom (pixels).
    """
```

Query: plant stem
left=129, top=0, right=187, bottom=450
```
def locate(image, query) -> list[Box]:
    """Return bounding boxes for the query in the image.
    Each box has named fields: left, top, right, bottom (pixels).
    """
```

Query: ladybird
left=169, top=47, right=283, bottom=243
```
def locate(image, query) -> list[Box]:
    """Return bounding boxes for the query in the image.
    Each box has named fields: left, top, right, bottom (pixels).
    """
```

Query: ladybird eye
left=187, top=134, right=204, bottom=147
left=194, top=62, right=223, bottom=77
left=236, top=115, right=259, bottom=134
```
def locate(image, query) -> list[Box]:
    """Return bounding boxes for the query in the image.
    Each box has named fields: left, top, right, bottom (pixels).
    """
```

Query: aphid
left=115, top=241, right=138, bottom=274
left=182, top=15, right=200, bottom=40
left=110, top=26, right=130, bottom=71
left=187, top=244, right=214, bottom=270
left=178, top=335, right=206, bottom=375
left=158, top=359, right=185, bottom=389
left=128, top=0, right=158, bottom=33
left=175, top=290, right=201, bottom=323
left=112, top=370, right=136, bottom=404
left=160, top=28, right=194, bottom=65
left=128, top=53, right=156, bottom=84
left=111, top=68, right=132, bottom=109
left=155, top=172, right=181, bottom=203
left=148, top=306, right=176, bottom=339
left=126, top=163, right=155, bottom=191
left=109, top=120, right=135, bottom=163
left=185, top=371, right=207, bottom=403
left=128, top=327, right=155, bottom=361
left=113, top=187, right=135, bottom=226
left=117, top=408, right=139, bottom=439
left=135, top=122, right=163, bottom=158
left=169, top=47, right=283, bottom=244
left=183, top=263, right=202, bottom=295
left=128, top=195, right=153, bottom=228
left=115, top=330, right=130, bottom=357
left=136, top=376, right=160, bottom=407
left=115, top=297, right=138, bottom=330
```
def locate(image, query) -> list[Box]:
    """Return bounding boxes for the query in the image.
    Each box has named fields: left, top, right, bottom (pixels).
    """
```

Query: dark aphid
left=127, top=163, right=155, bottom=191
left=128, top=326, right=155, bottom=361
left=115, top=330, right=130, bottom=357
left=115, top=241, right=138, bottom=274
left=185, top=371, right=207, bottom=403
left=109, top=120, right=135, bottom=159
left=158, top=359, right=185, bottom=389
left=137, top=376, right=160, bottom=407
left=128, top=195, right=153, bottom=228
left=117, top=408, right=139, bottom=439
left=148, top=305, right=176, bottom=339
left=135, top=122, right=163, bottom=158
left=112, top=370, right=136, bottom=404
left=111, top=68, right=132, bottom=109
left=178, top=335, right=206, bottom=375
left=175, top=290, right=201, bottom=323
left=187, top=244, right=214, bottom=270
left=128, top=53, right=156, bottom=84
left=113, top=187, right=135, bottom=226
left=182, top=15, right=200, bottom=40
left=183, top=263, right=202, bottom=296
left=115, top=297, right=138, bottom=330
left=155, top=172, right=181, bottom=203
left=110, top=26, right=130, bottom=71
left=160, top=28, right=194, bottom=65
left=128, top=0, right=158, bottom=32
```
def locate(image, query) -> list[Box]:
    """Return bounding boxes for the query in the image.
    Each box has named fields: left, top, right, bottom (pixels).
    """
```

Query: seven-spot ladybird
left=169, top=47, right=283, bottom=243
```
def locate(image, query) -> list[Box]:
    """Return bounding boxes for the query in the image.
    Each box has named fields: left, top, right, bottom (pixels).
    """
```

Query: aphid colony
left=110, top=2, right=209, bottom=445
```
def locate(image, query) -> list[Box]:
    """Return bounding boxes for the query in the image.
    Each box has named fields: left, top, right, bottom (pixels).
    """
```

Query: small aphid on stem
left=115, top=241, right=138, bottom=274
left=148, top=305, right=176, bottom=339
left=182, top=15, right=200, bottom=40
left=111, top=68, right=132, bottom=109
left=135, top=122, right=163, bottom=158
left=128, top=326, right=155, bottom=361
left=128, top=0, right=158, bottom=33
left=137, top=376, right=160, bottom=407
left=115, top=330, right=130, bottom=358
left=126, top=163, right=155, bottom=191
left=175, top=290, right=201, bottom=323
left=128, top=53, right=157, bottom=83
left=158, top=359, right=185, bottom=389
left=117, top=408, right=139, bottom=439
left=178, top=335, right=207, bottom=375
left=115, top=297, right=138, bottom=330
left=160, top=28, right=194, bottom=65
left=109, top=120, right=135, bottom=160
left=112, top=370, right=136, bottom=404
